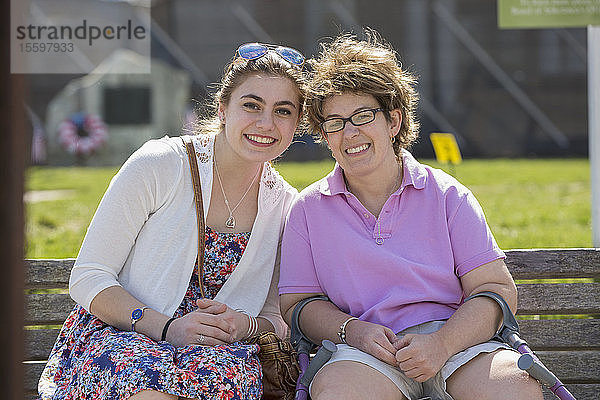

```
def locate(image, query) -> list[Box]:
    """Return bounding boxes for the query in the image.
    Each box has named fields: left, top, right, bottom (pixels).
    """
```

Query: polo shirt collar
left=319, top=149, right=427, bottom=196
left=318, top=163, right=346, bottom=196
left=399, top=149, right=427, bottom=191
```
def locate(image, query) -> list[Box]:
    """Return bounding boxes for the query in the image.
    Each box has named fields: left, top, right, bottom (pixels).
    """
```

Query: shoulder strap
left=181, top=135, right=206, bottom=297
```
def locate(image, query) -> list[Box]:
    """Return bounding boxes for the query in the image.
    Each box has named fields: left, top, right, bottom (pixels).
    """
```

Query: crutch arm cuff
left=290, top=295, right=330, bottom=350
left=464, top=291, right=525, bottom=348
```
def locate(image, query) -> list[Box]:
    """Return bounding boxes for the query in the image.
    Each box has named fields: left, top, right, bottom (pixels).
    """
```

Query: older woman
left=279, top=32, right=542, bottom=400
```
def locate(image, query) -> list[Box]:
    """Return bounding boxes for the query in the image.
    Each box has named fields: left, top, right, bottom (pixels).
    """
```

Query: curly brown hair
left=305, top=30, right=420, bottom=154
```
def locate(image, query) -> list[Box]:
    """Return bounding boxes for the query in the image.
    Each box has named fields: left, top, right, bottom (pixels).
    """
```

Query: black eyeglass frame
left=320, top=108, right=385, bottom=134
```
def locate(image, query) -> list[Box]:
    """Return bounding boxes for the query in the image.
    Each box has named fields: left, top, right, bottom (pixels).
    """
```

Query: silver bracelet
left=236, top=309, right=258, bottom=340
left=338, top=316, right=359, bottom=344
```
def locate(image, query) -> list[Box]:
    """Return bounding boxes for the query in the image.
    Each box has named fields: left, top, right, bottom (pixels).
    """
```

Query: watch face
left=132, top=308, right=144, bottom=320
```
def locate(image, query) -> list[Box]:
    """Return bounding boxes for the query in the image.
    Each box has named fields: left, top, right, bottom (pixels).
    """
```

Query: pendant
left=225, top=215, right=236, bottom=229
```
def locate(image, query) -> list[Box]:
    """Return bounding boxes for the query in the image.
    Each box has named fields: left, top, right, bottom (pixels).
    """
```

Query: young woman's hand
left=164, top=299, right=247, bottom=346
left=196, top=298, right=250, bottom=343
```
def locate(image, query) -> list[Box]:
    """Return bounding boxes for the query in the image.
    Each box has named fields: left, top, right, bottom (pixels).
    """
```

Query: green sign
left=498, top=0, right=600, bottom=28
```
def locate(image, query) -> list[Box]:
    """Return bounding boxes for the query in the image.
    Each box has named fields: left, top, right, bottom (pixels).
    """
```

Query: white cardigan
left=69, top=134, right=298, bottom=338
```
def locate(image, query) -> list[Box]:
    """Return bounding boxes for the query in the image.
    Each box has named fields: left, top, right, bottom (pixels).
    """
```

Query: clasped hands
left=345, top=320, right=452, bottom=382
left=164, top=298, right=250, bottom=347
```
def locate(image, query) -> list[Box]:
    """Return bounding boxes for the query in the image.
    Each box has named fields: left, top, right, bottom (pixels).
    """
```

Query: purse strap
left=182, top=135, right=206, bottom=297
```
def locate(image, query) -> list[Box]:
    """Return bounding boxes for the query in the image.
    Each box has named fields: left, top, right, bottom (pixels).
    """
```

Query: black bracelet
left=161, top=317, right=176, bottom=342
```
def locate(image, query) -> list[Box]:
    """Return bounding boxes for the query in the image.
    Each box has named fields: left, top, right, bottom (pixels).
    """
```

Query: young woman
left=39, top=42, right=306, bottom=400
left=279, top=32, right=543, bottom=400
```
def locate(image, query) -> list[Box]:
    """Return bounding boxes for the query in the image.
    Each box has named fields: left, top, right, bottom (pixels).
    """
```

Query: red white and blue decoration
left=58, top=112, right=108, bottom=156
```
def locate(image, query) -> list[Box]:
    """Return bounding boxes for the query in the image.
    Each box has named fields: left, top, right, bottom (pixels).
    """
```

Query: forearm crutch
left=465, top=291, right=576, bottom=400
left=290, top=296, right=337, bottom=400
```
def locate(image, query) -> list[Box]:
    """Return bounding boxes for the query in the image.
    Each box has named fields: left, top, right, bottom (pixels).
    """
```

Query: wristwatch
left=131, top=306, right=149, bottom=332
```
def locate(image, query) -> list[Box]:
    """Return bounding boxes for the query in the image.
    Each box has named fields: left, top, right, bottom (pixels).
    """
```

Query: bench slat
left=28, top=321, right=598, bottom=362
left=24, top=250, right=600, bottom=287
left=25, top=259, right=73, bottom=289
left=536, top=350, right=600, bottom=382
left=25, top=284, right=600, bottom=323
left=505, top=249, right=600, bottom=279
left=24, top=329, right=60, bottom=361
left=516, top=283, right=600, bottom=314
left=25, top=293, right=75, bottom=325
left=519, top=319, right=600, bottom=350
left=24, top=362, right=45, bottom=393
left=542, top=384, right=600, bottom=400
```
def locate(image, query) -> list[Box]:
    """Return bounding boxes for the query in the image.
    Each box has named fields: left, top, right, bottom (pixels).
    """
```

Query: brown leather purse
left=182, top=135, right=299, bottom=400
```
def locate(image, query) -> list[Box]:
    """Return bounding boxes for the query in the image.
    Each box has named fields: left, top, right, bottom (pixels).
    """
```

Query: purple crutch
left=290, top=296, right=337, bottom=400
left=465, top=291, right=576, bottom=400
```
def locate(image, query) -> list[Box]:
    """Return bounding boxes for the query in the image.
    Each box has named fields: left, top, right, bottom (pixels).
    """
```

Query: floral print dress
left=38, top=227, right=262, bottom=400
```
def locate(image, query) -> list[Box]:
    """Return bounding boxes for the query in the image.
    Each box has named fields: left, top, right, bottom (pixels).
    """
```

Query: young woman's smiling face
left=322, top=92, right=401, bottom=178
left=219, top=73, right=301, bottom=164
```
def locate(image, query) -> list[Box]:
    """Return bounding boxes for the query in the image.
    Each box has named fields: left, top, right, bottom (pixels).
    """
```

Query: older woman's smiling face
left=322, top=92, right=401, bottom=179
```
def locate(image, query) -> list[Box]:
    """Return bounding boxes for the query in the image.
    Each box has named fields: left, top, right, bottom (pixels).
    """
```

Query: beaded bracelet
left=338, top=316, right=359, bottom=344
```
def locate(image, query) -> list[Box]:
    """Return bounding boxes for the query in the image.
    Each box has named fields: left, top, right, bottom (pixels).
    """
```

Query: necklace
left=214, top=158, right=261, bottom=229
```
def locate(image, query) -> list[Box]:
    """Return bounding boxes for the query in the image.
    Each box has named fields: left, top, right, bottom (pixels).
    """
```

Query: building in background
left=44, top=50, right=190, bottom=165
left=26, top=0, right=588, bottom=164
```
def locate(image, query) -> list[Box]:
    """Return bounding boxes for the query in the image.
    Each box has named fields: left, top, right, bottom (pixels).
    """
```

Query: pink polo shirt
left=279, top=150, right=505, bottom=334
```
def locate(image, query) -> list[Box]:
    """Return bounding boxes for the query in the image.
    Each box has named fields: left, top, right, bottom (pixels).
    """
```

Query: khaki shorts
left=310, top=320, right=512, bottom=400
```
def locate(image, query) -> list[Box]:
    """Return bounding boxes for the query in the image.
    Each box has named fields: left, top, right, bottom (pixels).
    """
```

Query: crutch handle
left=517, top=353, right=558, bottom=387
left=518, top=354, right=577, bottom=400
left=300, top=340, right=337, bottom=387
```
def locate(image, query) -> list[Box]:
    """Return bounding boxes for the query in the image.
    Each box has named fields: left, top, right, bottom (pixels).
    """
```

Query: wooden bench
left=24, top=249, right=600, bottom=400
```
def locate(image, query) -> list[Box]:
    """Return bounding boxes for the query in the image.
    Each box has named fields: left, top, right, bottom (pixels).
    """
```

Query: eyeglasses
left=320, top=108, right=384, bottom=133
left=236, top=43, right=305, bottom=68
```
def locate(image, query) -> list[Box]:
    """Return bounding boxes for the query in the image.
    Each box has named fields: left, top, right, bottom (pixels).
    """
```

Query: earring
left=391, top=135, right=397, bottom=144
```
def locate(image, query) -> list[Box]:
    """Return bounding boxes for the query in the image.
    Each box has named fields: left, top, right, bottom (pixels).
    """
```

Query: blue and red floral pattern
left=38, top=227, right=261, bottom=400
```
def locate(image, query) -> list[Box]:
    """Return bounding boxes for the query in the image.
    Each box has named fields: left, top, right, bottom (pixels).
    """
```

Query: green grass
left=433, top=158, right=591, bottom=250
left=25, top=158, right=592, bottom=258
left=25, top=167, right=118, bottom=258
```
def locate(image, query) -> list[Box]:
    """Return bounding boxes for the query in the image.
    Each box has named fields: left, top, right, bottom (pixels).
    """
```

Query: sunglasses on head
left=236, top=43, right=305, bottom=68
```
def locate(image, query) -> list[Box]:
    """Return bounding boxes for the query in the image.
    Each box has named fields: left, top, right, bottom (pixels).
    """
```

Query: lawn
left=25, top=158, right=592, bottom=258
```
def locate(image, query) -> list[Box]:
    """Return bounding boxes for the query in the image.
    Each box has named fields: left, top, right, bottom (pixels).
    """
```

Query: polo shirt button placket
left=375, top=219, right=384, bottom=245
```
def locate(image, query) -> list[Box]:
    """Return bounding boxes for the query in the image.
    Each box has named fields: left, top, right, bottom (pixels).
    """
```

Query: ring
left=197, top=334, right=205, bottom=344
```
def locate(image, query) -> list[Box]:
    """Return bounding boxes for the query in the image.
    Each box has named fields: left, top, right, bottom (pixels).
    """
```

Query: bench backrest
left=24, top=249, right=600, bottom=400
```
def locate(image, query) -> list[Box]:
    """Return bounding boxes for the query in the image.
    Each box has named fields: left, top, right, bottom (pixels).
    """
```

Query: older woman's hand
left=345, top=319, right=399, bottom=366
left=394, top=331, right=452, bottom=382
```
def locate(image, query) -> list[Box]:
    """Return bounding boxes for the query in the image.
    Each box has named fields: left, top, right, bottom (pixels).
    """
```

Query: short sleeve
left=278, top=202, right=323, bottom=294
left=448, top=191, right=505, bottom=277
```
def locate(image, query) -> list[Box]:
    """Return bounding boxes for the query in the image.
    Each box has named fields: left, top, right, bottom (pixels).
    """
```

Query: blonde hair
left=305, top=30, right=419, bottom=154
left=195, top=50, right=307, bottom=135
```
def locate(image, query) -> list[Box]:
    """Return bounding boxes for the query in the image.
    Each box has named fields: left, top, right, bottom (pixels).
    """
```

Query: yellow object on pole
left=429, top=133, right=462, bottom=165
